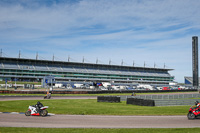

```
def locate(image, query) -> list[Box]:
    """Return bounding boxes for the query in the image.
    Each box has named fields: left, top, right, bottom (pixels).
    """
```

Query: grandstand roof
left=0, top=57, right=173, bottom=72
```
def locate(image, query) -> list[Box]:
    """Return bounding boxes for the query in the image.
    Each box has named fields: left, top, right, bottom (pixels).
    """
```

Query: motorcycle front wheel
left=25, top=110, right=31, bottom=116
left=187, top=112, right=195, bottom=120
left=40, top=110, right=48, bottom=117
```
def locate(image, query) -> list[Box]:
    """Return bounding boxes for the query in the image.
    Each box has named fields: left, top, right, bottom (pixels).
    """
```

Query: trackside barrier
left=88, top=89, right=197, bottom=94
left=97, top=96, right=120, bottom=103
left=154, top=99, right=200, bottom=106
left=126, top=98, right=155, bottom=106
left=137, top=93, right=200, bottom=100
left=120, top=96, right=140, bottom=101
left=120, top=94, right=200, bottom=101
left=120, top=94, right=200, bottom=106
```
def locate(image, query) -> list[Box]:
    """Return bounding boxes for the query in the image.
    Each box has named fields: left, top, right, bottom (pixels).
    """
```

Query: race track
left=0, top=94, right=200, bottom=128
left=0, top=113, right=199, bottom=128
left=0, top=96, right=97, bottom=101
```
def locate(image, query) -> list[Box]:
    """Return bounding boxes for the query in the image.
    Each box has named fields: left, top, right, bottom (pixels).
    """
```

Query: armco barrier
left=123, top=94, right=200, bottom=106
left=120, top=93, right=200, bottom=101
left=137, top=93, right=200, bottom=100
left=97, top=96, right=120, bottom=103
left=126, top=98, right=155, bottom=106
left=88, top=89, right=197, bottom=94
left=154, top=99, right=200, bottom=106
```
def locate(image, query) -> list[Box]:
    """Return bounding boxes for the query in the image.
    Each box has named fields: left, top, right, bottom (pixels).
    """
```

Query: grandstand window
left=0, top=57, right=174, bottom=84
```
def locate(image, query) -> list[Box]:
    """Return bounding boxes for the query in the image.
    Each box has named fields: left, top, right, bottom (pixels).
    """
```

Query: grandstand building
left=0, top=57, right=174, bottom=85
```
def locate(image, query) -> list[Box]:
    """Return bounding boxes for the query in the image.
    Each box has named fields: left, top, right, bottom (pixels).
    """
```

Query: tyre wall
left=126, top=98, right=155, bottom=106
left=97, top=96, right=120, bottom=103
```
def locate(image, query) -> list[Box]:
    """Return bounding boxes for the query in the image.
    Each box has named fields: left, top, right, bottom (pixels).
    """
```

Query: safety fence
left=101, top=94, right=200, bottom=106
left=154, top=99, right=200, bottom=106
left=135, top=93, right=200, bottom=100
left=120, top=93, right=200, bottom=101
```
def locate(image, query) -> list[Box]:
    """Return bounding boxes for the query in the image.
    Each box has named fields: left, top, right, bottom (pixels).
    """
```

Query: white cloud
left=0, top=0, right=200, bottom=82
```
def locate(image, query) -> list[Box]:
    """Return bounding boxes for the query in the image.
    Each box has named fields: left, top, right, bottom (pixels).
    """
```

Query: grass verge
left=0, top=127, right=200, bottom=133
left=0, top=99, right=190, bottom=115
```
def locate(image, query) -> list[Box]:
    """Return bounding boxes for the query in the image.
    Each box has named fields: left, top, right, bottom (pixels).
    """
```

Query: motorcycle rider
left=131, top=92, right=136, bottom=96
left=195, top=101, right=200, bottom=107
left=35, top=101, right=44, bottom=113
left=195, top=101, right=200, bottom=112
left=44, top=91, right=51, bottom=99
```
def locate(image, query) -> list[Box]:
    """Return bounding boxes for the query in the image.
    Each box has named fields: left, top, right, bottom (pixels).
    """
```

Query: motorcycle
left=187, top=105, right=200, bottom=120
left=44, top=93, right=51, bottom=99
left=25, top=105, right=48, bottom=117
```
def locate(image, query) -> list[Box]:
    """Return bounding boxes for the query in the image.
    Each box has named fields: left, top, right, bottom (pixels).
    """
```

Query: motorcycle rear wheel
left=25, top=110, right=31, bottom=116
left=187, top=112, right=195, bottom=120
left=40, top=110, right=48, bottom=117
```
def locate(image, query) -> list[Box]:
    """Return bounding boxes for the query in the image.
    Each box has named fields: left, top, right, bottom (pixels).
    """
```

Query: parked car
left=99, top=86, right=108, bottom=90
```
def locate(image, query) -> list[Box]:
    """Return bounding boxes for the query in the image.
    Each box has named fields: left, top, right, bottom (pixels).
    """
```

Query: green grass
left=0, top=99, right=190, bottom=115
left=0, top=127, right=200, bottom=133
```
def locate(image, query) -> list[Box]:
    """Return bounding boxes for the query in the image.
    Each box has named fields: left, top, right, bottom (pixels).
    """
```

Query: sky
left=0, top=0, right=200, bottom=83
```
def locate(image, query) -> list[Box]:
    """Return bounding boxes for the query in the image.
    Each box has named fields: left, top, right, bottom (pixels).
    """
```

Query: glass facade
left=0, top=57, right=174, bottom=84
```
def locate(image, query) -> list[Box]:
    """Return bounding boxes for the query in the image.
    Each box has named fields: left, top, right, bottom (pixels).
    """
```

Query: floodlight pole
left=0, top=49, right=2, bottom=57
left=52, top=54, right=54, bottom=61
left=68, top=55, right=70, bottom=62
left=82, top=56, right=84, bottom=63
left=36, top=52, right=38, bottom=60
left=18, top=50, right=21, bottom=58
left=96, top=58, right=98, bottom=64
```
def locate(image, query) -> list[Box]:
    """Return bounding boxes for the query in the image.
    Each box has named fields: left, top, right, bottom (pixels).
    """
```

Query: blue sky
left=0, top=0, right=200, bottom=83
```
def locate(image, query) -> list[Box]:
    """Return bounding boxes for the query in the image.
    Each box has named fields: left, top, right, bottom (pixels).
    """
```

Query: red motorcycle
left=187, top=105, right=200, bottom=120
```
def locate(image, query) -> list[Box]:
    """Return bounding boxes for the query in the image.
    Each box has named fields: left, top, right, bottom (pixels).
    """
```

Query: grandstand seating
left=3, top=63, right=19, bottom=69
left=34, top=65, right=48, bottom=71
left=0, top=63, right=4, bottom=68
left=0, top=57, right=174, bottom=84
left=2, top=62, right=171, bottom=78
left=19, top=64, right=35, bottom=70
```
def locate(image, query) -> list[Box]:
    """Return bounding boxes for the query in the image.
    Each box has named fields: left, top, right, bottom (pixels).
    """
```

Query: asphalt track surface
left=0, top=96, right=97, bottom=101
left=1, top=94, right=200, bottom=128
left=0, top=113, right=200, bottom=128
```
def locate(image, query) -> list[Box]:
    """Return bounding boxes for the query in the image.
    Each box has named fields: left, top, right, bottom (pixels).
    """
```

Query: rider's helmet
left=37, top=101, right=41, bottom=105
left=195, top=101, right=199, bottom=105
